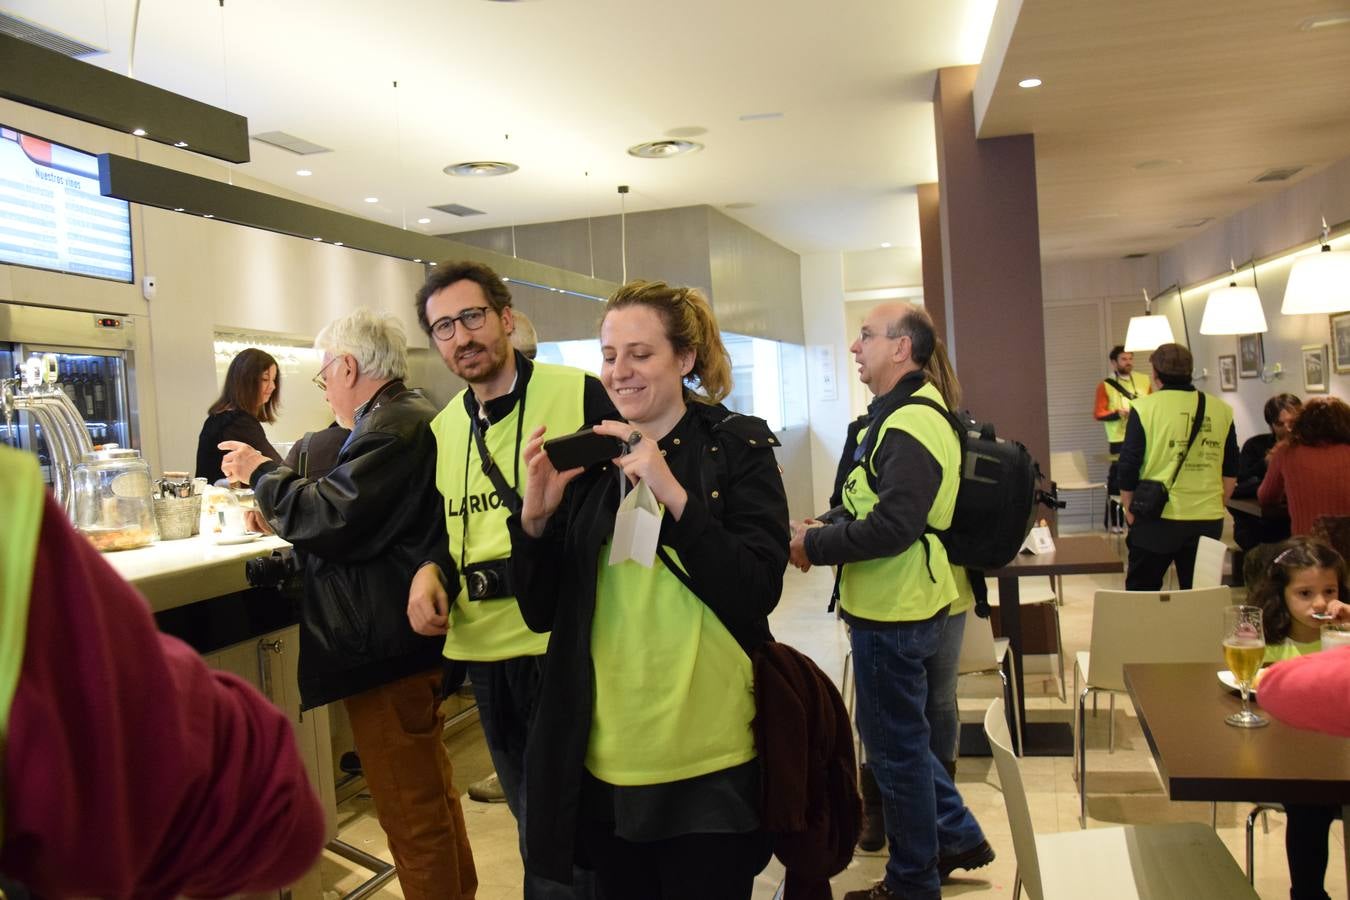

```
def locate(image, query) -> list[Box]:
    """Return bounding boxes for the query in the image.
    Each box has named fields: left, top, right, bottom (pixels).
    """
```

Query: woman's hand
left=521, top=425, right=584, bottom=537
left=593, top=420, right=688, bottom=520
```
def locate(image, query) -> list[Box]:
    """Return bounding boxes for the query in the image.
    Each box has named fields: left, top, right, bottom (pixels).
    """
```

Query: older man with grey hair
left=220, top=307, right=478, bottom=900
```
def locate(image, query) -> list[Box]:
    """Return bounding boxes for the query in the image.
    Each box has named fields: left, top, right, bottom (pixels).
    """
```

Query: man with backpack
left=1095, top=345, right=1151, bottom=532
left=789, top=305, right=993, bottom=900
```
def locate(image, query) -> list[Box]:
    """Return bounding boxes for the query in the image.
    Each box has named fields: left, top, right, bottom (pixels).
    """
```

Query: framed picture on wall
left=1218, top=354, right=1237, bottom=392
left=1238, top=333, right=1264, bottom=379
left=1332, top=312, right=1350, bottom=374
left=1303, top=344, right=1329, bottom=393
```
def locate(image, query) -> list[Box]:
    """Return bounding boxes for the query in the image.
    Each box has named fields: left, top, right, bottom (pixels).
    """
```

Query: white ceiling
left=9, top=0, right=998, bottom=257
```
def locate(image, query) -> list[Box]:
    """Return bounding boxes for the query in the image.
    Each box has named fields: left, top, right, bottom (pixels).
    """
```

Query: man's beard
left=451, top=339, right=509, bottom=384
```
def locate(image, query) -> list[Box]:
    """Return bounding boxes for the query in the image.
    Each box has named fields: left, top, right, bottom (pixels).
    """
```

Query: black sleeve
left=1116, top=410, right=1146, bottom=491
left=252, top=427, right=450, bottom=570
left=1222, top=424, right=1239, bottom=478
left=582, top=374, right=618, bottom=424
left=663, top=440, right=790, bottom=637
left=1233, top=435, right=1268, bottom=497
left=223, top=413, right=283, bottom=463
left=506, top=480, right=579, bottom=634
left=804, top=429, right=942, bottom=566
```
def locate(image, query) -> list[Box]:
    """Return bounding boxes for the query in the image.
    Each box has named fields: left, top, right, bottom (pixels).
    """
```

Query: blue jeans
left=467, top=660, right=595, bottom=900
left=851, top=614, right=987, bottom=900
left=926, top=611, right=966, bottom=767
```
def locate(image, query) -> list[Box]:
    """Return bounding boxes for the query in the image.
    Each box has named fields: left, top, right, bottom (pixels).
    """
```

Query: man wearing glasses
left=220, top=308, right=478, bottom=900
left=408, top=261, right=611, bottom=899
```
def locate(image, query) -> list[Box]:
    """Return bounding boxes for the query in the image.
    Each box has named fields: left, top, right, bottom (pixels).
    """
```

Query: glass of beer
left=1223, top=605, right=1267, bottom=728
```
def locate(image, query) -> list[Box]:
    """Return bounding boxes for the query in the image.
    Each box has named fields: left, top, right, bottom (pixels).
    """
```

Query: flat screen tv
left=0, top=125, right=133, bottom=283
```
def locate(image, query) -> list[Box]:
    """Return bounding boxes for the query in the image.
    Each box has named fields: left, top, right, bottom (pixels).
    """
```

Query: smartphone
left=543, top=427, right=627, bottom=471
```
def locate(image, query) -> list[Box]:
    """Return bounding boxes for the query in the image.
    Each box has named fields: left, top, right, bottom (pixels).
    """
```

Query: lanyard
left=458, top=385, right=528, bottom=572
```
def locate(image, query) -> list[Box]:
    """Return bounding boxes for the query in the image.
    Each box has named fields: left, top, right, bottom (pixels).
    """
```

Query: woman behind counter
left=196, top=348, right=283, bottom=483
left=510, top=281, right=787, bottom=898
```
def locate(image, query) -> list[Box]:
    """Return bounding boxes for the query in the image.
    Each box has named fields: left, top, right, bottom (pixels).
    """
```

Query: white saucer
left=1217, top=669, right=1258, bottom=696
left=213, top=531, right=262, bottom=545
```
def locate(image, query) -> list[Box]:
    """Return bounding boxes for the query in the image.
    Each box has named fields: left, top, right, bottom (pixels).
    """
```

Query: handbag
left=1130, top=393, right=1206, bottom=522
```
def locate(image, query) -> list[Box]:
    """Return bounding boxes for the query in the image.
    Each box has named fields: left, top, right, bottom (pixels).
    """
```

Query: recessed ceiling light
left=881, top=242, right=893, bottom=248
left=628, top=139, right=703, bottom=159
left=313, top=237, right=323, bottom=241
left=417, top=217, right=432, bottom=224
left=444, top=161, right=519, bottom=177
left=132, top=128, right=147, bottom=136
left=296, top=169, right=312, bottom=177
left=364, top=197, right=379, bottom=203
left=414, top=258, right=422, bottom=263
left=334, top=242, right=344, bottom=247
left=1018, top=77, right=1042, bottom=88
left=738, top=112, right=783, bottom=122
left=1298, top=11, right=1350, bottom=30
left=429, top=262, right=437, bottom=267
left=203, top=214, right=214, bottom=218
left=172, top=207, right=184, bottom=212
left=174, top=141, right=189, bottom=148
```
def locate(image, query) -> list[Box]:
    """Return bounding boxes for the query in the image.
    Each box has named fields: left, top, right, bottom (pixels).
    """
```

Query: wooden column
left=933, top=65, right=1051, bottom=474
left=917, top=182, right=947, bottom=344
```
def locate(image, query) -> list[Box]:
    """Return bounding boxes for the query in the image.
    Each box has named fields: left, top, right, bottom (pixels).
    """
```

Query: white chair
left=1191, top=535, right=1228, bottom=588
left=1072, top=586, right=1233, bottom=828
left=957, top=612, right=1023, bottom=754
left=984, top=700, right=1259, bottom=900
left=1050, top=451, right=1106, bottom=531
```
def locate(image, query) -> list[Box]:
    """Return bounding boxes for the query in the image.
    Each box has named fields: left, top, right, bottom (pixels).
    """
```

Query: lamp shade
left=1200, top=284, right=1267, bottom=335
left=1124, top=314, right=1175, bottom=352
left=1282, top=245, right=1350, bottom=314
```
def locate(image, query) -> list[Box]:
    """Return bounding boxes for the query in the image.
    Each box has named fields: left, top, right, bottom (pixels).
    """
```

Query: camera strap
left=470, top=414, right=522, bottom=516
left=1165, top=392, right=1206, bottom=493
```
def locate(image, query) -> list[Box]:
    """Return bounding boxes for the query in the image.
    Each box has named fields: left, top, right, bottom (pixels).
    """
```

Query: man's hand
left=244, top=509, right=274, bottom=535
left=788, top=519, right=821, bottom=572
left=408, top=563, right=450, bottom=636
left=219, top=440, right=268, bottom=485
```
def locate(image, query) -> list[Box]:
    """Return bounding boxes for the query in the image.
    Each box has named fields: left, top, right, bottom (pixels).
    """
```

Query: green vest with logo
left=839, top=381, right=960, bottom=622
left=1102, top=371, right=1151, bottom=446
left=432, top=362, right=589, bottom=661
left=0, top=447, right=45, bottom=841
left=1133, top=388, right=1233, bottom=521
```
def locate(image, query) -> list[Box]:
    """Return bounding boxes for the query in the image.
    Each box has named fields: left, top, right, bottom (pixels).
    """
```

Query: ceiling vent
left=251, top=131, right=333, bottom=155
left=430, top=203, right=486, bottom=217
left=1252, top=166, right=1306, bottom=183
left=1121, top=252, right=1149, bottom=259
left=0, top=11, right=105, bottom=57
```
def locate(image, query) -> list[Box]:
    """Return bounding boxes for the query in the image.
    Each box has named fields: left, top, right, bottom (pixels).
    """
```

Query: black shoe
left=339, top=751, right=363, bottom=775
left=939, top=840, right=995, bottom=880
left=842, top=881, right=903, bottom=900
left=857, top=764, right=885, bottom=852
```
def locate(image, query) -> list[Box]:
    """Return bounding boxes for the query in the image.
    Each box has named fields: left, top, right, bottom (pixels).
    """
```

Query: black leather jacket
left=252, top=380, right=454, bottom=709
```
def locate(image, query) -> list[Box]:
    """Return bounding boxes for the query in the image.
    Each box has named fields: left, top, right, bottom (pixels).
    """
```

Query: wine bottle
left=81, top=360, right=94, bottom=419
left=91, top=358, right=106, bottom=420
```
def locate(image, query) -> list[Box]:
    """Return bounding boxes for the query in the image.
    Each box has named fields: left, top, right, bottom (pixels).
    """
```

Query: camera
left=245, top=550, right=298, bottom=589
left=464, top=558, right=514, bottom=601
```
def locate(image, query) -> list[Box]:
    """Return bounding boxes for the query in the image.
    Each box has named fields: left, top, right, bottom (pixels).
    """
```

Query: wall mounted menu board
left=0, top=125, right=133, bottom=283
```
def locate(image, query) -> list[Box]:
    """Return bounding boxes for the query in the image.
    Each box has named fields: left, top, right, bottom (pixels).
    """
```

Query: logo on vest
left=448, top=490, right=505, bottom=516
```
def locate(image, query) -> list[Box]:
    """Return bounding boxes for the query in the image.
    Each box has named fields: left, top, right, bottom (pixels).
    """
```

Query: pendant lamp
left=1201, top=261, right=1267, bottom=335
left=1282, top=219, right=1350, bottom=314
left=1124, top=288, right=1175, bottom=352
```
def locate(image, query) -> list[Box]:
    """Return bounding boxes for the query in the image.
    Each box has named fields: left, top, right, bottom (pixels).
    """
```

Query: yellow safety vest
left=431, top=362, right=589, bottom=661
left=1133, top=389, right=1233, bottom=521
left=0, top=446, right=45, bottom=842
left=1102, top=371, right=1151, bottom=446
left=839, top=381, right=960, bottom=622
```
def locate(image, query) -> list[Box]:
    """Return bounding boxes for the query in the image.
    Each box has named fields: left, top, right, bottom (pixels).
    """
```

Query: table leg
left=1000, top=574, right=1025, bottom=752
left=1343, top=806, right=1348, bottom=893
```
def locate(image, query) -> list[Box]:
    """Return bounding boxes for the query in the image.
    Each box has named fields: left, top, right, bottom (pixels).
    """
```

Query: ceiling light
left=1298, top=12, right=1350, bottom=30
left=173, top=140, right=189, bottom=148
left=296, top=169, right=312, bottom=177
left=1201, top=283, right=1267, bottom=335
left=1017, top=77, right=1042, bottom=88
left=364, top=197, right=379, bottom=203
left=203, top=214, right=214, bottom=218
left=880, top=242, right=893, bottom=249
left=1283, top=222, right=1350, bottom=314
left=132, top=127, right=146, bottom=136
left=413, top=258, right=422, bottom=263
left=417, top=217, right=431, bottom=224
left=312, top=236, right=323, bottom=241
left=429, top=262, right=437, bottom=266
left=444, top=161, right=519, bottom=177
left=172, top=207, right=184, bottom=212
left=334, top=242, right=343, bottom=247
left=627, top=139, right=703, bottom=159
left=1124, top=288, right=1175, bottom=352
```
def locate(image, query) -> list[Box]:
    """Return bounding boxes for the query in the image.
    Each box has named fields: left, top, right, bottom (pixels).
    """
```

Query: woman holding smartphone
left=509, top=281, right=788, bottom=899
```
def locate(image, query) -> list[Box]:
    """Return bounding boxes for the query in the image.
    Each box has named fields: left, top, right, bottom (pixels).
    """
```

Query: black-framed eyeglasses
left=430, top=306, right=491, bottom=341
left=312, top=356, right=341, bottom=391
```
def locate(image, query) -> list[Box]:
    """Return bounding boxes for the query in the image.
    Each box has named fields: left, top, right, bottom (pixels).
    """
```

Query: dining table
left=1124, top=662, right=1350, bottom=885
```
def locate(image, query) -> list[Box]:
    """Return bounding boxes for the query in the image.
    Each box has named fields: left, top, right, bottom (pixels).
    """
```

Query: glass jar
left=72, top=448, right=159, bottom=551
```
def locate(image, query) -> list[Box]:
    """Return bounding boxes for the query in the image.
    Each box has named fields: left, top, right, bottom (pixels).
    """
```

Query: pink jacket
left=1259, top=646, right=1350, bottom=738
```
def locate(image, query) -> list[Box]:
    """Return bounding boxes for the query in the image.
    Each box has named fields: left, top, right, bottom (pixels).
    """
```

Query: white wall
left=801, top=253, right=851, bottom=512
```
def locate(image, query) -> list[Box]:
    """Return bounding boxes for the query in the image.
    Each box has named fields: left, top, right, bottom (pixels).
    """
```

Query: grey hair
left=885, top=306, right=937, bottom=366
left=510, top=309, right=538, bottom=359
left=314, top=308, right=408, bottom=381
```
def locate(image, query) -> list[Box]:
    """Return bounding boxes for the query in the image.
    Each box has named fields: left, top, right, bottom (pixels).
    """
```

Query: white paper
left=1019, top=524, right=1056, bottom=556
left=608, top=479, right=662, bottom=568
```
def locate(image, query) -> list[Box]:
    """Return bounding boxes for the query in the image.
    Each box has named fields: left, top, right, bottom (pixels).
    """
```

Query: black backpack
left=891, top=397, right=1042, bottom=572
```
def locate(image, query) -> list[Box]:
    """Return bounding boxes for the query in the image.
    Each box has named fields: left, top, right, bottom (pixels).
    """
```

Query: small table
left=1125, top=662, right=1350, bottom=884
left=1226, top=498, right=1263, bottom=519
left=972, top=535, right=1124, bottom=756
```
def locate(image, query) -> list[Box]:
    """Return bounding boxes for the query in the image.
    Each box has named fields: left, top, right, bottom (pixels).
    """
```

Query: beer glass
left=1223, top=605, right=1267, bottom=728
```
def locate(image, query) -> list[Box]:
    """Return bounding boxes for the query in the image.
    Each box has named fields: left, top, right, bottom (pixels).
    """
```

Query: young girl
left=1252, top=536, right=1347, bottom=663
left=1248, top=536, right=1347, bottom=900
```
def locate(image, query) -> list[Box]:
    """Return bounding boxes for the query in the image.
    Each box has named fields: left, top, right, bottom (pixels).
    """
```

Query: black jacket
left=252, top=381, right=454, bottom=710
left=195, top=410, right=281, bottom=483
left=507, top=401, right=789, bottom=883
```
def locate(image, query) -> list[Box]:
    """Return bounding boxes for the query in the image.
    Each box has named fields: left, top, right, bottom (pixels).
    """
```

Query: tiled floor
left=323, top=556, right=1347, bottom=899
